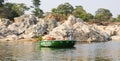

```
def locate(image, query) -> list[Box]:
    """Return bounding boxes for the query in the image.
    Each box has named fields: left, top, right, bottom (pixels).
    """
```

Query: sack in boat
left=43, top=35, right=56, bottom=40
left=47, top=36, right=56, bottom=40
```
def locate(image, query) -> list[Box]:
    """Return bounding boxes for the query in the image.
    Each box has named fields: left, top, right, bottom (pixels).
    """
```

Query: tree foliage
left=0, top=3, right=29, bottom=20
left=32, top=8, right=44, bottom=18
left=52, top=2, right=74, bottom=16
left=32, top=0, right=43, bottom=18
left=116, top=15, right=120, bottom=22
left=95, top=8, right=112, bottom=21
left=11, top=3, right=29, bottom=16
left=51, top=8, right=57, bottom=13
left=73, top=6, right=93, bottom=21
left=32, top=0, right=40, bottom=8
left=86, top=13, right=94, bottom=21
left=3, top=3, right=19, bottom=19
left=0, top=0, right=4, bottom=7
left=51, top=3, right=94, bottom=21
left=73, top=6, right=86, bottom=19
left=0, top=7, right=10, bottom=18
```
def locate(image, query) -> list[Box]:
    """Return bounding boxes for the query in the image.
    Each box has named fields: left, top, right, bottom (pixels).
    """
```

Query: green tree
left=32, top=0, right=40, bottom=8
left=73, top=6, right=91, bottom=21
left=0, top=7, right=10, bottom=18
left=32, top=0, right=43, bottom=18
left=95, top=8, right=112, bottom=21
left=116, top=15, right=120, bottom=22
left=0, top=0, right=4, bottom=7
left=109, top=17, right=116, bottom=22
left=86, top=13, right=94, bottom=21
left=3, top=3, right=29, bottom=20
left=32, top=8, right=43, bottom=18
left=4, top=3, right=18, bottom=19
left=51, top=8, right=57, bottom=13
left=12, top=3, right=29, bottom=15
left=52, top=2, right=74, bottom=16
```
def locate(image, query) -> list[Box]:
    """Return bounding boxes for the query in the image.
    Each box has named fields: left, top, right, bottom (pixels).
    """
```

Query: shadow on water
left=38, top=46, right=76, bottom=49
left=37, top=47, right=77, bottom=61
left=38, top=47, right=76, bottom=53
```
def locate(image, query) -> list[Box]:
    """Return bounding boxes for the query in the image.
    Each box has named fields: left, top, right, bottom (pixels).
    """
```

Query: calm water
left=0, top=41, right=120, bottom=61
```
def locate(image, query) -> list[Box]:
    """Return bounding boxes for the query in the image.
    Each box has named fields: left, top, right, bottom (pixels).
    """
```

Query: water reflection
left=0, top=41, right=120, bottom=61
left=38, top=47, right=76, bottom=61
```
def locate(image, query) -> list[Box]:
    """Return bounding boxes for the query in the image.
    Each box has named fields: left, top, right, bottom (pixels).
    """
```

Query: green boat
left=38, top=40, right=76, bottom=48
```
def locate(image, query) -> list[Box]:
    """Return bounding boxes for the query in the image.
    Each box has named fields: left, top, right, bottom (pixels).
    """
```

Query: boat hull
left=38, top=40, right=76, bottom=48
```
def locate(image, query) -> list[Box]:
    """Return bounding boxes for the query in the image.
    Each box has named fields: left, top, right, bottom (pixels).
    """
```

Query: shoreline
left=0, top=38, right=39, bottom=43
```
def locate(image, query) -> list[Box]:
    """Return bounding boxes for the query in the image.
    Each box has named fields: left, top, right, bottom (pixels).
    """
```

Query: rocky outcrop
left=0, top=14, right=61, bottom=41
left=0, top=15, right=42, bottom=40
left=0, top=18, right=12, bottom=26
left=0, top=14, right=116, bottom=42
left=92, top=24, right=120, bottom=41
left=49, top=15, right=111, bottom=42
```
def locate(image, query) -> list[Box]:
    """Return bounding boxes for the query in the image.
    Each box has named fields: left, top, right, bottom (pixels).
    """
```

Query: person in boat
left=65, top=31, right=73, bottom=40
left=42, top=32, right=50, bottom=40
left=61, top=35, right=68, bottom=40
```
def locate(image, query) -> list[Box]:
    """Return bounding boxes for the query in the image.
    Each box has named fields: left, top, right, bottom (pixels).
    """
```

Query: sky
left=6, top=0, right=120, bottom=18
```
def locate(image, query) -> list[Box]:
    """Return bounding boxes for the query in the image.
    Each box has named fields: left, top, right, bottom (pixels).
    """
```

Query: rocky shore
left=0, top=14, right=119, bottom=42
left=92, top=24, right=120, bottom=41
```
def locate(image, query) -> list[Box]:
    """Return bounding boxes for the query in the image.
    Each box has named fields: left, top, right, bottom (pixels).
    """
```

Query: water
left=0, top=41, right=120, bottom=61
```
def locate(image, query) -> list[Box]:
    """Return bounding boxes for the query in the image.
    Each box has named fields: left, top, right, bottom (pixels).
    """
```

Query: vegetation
left=0, top=0, right=4, bottom=7
left=51, top=2, right=119, bottom=23
left=0, top=0, right=120, bottom=23
left=32, top=0, right=44, bottom=18
left=73, top=6, right=94, bottom=21
left=95, top=8, right=112, bottom=21
left=116, top=15, right=120, bottom=22
left=0, top=0, right=29, bottom=20
left=72, top=6, right=86, bottom=20
left=4, top=3, right=29, bottom=20
left=52, top=3, right=73, bottom=16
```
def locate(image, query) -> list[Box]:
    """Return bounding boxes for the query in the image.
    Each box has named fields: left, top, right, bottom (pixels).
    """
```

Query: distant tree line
left=51, top=2, right=120, bottom=23
left=0, top=0, right=120, bottom=23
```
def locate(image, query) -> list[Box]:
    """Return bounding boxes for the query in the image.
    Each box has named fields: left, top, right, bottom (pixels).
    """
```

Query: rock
left=0, top=18, right=12, bottom=26
left=0, top=14, right=117, bottom=42
left=43, top=14, right=59, bottom=32
left=111, top=36, right=120, bottom=41
left=14, top=14, right=37, bottom=25
left=92, top=24, right=120, bottom=41
left=0, top=14, right=40, bottom=40
left=49, top=15, right=111, bottom=42
left=67, top=15, right=76, bottom=25
left=6, top=35, right=18, bottom=40
left=46, top=18, right=58, bottom=32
